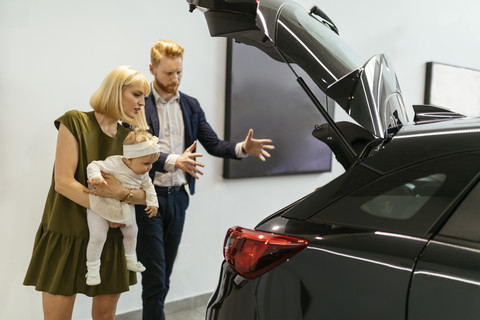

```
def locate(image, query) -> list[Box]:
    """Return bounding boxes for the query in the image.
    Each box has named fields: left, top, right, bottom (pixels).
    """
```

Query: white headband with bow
left=123, top=136, right=160, bottom=158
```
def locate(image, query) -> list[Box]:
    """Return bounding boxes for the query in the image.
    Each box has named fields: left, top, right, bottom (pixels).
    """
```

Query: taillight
left=223, top=226, right=308, bottom=279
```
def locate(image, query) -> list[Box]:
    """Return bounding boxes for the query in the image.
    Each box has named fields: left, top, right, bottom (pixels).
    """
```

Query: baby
left=85, top=128, right=159, bottom=286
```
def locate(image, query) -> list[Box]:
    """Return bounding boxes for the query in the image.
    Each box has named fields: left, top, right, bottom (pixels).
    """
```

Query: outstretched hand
left=175, top=141, right=204, bottom=179
left=242, top=129, right=275, bottom=161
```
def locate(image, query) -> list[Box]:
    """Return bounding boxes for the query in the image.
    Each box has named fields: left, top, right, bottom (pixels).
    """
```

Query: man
left=135, top=39, right=274, bottom=320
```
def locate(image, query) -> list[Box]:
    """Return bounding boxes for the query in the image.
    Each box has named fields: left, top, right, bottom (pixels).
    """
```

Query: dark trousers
left=135, top=186, right=189, bottom=320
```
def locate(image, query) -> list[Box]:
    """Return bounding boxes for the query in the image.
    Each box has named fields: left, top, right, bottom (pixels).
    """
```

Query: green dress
left=23, top=110, right=136, bottom=296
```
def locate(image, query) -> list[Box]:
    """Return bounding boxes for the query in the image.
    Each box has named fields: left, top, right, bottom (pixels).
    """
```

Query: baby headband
left=123, top=136, right=160, bottom=158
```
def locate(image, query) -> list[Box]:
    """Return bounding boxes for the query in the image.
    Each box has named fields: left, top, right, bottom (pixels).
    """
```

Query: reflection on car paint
left=310, top=246, right=412, bottom=272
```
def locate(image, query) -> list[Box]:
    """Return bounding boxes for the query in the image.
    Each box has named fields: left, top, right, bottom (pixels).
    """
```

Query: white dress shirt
left=151, top=84, right=187, bottom=187
left=150, top=83, right=248, bottom=188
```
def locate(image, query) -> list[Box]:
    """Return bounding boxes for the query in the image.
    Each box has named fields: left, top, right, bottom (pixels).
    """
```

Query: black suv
left=188, top=1, right=480, bottom=319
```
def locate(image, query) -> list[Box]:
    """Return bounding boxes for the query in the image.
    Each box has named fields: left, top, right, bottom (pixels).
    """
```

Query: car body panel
left=361, top=118, right=480, bottom=173
left=188, top=0, right=409, bottom=150
left=207, top=261, right=257, bottom=319
left=208, top=217, right=429, bottom=319
left=252, top=233, right=425, bottom=320
left=185, top=1, right=480, bottom=319
left=208, top=216, right=480, bottom=320
left=259, top=0, right=409, bottom=139
left=408, top=182, right=480, bottom=319
left=408, top=236, right=480, bottom=319
left=338, top=54, right=408, bottom=138
left=204, top=126, right=480, bottom=319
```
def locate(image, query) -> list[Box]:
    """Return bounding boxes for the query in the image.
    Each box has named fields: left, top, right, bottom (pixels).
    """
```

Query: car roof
left=363, top=117, right=480, bottom=174
left=280, top=117, right=480, bottom=231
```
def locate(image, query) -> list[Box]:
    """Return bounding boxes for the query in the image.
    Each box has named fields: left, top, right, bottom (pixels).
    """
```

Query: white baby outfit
left=87, top=155, right=158, bottom=225
left=85, top=155, right=158, bottom=286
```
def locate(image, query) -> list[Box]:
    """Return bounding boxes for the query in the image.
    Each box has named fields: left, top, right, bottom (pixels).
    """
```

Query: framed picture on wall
left=424, top=61, right=480, bottom=117
left=223, top=39, right=334, bottom=179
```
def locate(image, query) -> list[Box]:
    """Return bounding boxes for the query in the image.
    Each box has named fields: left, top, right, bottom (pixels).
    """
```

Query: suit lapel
left=179, top=92, right=194, bottom=147
left=145, top=92, right=160, bottom=137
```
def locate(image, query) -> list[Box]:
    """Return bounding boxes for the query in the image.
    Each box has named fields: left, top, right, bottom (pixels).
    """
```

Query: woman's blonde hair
left=89, top=65, right=150, bottom=129
left=123, top=127, right=160, bottom=161
left=151, top=40, right=184, bottom=67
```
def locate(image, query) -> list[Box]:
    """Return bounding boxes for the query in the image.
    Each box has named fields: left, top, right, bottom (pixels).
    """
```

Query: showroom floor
left=165, top=304, right=206, bottom=320
left=117, top=293, right=209, bottom=320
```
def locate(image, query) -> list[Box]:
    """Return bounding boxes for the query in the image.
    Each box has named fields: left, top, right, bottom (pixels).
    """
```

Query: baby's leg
left=121, top=222, right=145, bottom=272
left=86, top=210, right=109, bottom=285
left=120, top=222, right=138, bottom=256
left=86, top=210, right=110, bottom=262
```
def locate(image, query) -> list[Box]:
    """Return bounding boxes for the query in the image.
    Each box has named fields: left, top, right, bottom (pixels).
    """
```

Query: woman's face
left=122, top=83, right=146, bottom=119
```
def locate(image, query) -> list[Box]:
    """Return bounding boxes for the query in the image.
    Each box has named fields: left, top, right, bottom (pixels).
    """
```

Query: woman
left=24, top=65, right=150, bottom=319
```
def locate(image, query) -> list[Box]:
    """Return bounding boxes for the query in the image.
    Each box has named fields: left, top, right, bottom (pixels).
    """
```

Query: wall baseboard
left=116, top=292, right=212, bottom=319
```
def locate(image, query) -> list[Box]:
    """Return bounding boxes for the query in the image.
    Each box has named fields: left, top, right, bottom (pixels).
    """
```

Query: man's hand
left=175, top=141, right=204, bottom=179
left=242, top=129, right=275, bottom=161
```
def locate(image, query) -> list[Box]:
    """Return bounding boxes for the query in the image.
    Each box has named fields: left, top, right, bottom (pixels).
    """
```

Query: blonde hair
left=89, top=65, right=150, bottom=129
left=123, top=127, right=160, bottom=161
left=151, top=40, right=184, bottom=67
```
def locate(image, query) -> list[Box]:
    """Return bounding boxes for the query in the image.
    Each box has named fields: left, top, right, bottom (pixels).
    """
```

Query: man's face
left=150, top=56, right=183, bottom=96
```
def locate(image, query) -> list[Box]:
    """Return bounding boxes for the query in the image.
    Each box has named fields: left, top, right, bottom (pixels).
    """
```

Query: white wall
left=317, top=0, right=480, bottom=111
left=2, top=0, right=480, bottom=319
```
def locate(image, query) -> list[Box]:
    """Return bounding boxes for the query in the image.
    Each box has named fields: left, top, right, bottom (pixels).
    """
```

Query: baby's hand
left=89, top=176, right=107, bottom=188
left=145, top=206, right=158, bottom=218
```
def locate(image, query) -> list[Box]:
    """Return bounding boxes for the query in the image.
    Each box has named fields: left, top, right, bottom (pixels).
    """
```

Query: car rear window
left=360, top=173, right=446, bottom=220
left=309, top=153, right=480, bottom=237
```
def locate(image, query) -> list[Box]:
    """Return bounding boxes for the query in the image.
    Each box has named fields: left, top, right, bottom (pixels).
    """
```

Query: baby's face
left=126, top=155, right=155, bottom=175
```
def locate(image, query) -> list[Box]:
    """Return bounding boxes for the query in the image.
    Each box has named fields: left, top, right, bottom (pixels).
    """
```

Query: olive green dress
left=24, top=110, right=136, bottom=296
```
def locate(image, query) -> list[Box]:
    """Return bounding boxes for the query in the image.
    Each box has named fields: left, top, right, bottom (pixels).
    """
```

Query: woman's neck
left=94, top=111, right=118, bottom=138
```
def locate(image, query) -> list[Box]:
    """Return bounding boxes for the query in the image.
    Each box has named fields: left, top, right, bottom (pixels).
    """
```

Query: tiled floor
left=165, top=305, right=205, bottom=320
left=117, top=293, right=209, bottom=320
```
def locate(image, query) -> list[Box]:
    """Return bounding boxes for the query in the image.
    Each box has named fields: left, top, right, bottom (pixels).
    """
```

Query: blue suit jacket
left=144, top=91, right=239, bottom=195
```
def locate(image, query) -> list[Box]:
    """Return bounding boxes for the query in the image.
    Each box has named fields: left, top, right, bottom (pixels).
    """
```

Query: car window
left=310, top=153, right=480, bottom=237
left=360, top=173, right=446, bottom=220
left=440, top=179, right=480, bottom=242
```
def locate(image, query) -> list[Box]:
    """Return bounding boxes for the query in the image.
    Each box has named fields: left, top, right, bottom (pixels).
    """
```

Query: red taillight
left=223, top=226, right=308, bottom=279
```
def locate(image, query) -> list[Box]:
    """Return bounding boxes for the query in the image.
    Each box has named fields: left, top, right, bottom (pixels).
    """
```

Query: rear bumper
left=206, top=261, right=257, bottom=320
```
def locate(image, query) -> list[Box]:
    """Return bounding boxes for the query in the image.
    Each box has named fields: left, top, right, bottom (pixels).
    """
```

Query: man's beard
left=155, top=79, right=178, bottom=95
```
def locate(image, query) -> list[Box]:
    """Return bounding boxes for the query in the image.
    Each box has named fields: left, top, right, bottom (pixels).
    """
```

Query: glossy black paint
left=208, top=215, right=430, bottom=319
left=205, top=122, right=480, bottom=320
left=186, top=1, right=480, bottom=319
left=408, top=235, right=480, bottom=319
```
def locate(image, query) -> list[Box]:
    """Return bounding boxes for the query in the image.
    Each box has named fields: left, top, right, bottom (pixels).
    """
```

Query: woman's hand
left=86, top=172, right=127, bottom=200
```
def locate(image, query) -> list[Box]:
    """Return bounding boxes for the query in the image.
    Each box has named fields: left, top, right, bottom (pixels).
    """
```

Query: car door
left=408, top=179, right=480, bottom=320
